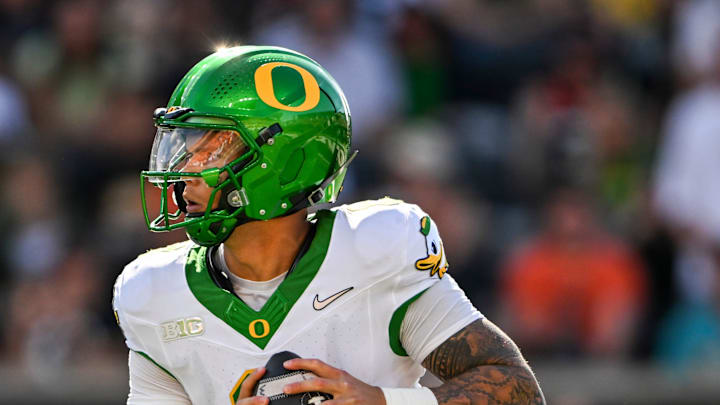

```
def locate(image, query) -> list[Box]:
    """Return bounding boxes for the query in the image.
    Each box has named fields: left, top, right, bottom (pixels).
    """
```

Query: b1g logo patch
left=160, top=317, right=205, bottom=341
left=415, top=216, right=448, bottom=278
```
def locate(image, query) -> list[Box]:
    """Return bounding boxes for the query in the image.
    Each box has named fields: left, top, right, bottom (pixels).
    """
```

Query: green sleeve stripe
left=134, top=350, right=178, bottom=381
left=388, top=288, right=430, bottom=356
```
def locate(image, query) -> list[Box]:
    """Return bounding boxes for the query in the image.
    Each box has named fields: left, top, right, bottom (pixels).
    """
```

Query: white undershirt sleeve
left=400, top=275, right=483, bottom=364
left=128, top=351, right=192, bottom=405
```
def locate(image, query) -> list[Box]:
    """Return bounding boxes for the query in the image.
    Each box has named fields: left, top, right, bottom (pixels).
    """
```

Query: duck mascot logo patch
left=414, top=216, right=448, bottom=278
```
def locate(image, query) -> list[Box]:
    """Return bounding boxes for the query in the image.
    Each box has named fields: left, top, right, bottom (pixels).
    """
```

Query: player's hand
left=236, top=367, right=269, bottom=405
left=283, top=358, right=386, bottom=405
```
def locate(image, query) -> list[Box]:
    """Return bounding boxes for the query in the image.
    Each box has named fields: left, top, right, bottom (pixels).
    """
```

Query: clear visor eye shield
left=140, top=108, right=278, bottom=231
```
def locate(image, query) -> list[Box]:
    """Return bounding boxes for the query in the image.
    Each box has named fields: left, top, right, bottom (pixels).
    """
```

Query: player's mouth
left=183, top=197, right=204, bottom=213
left=182, top=183, right=214, bottom=213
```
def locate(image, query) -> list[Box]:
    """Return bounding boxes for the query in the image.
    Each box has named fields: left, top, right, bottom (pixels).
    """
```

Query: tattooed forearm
left=428, top=364, right=543, bottom=405
left=422, top=319, right=545, bottom=405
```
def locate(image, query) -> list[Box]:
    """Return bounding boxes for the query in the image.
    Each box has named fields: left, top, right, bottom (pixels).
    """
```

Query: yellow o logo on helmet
left=254, top=62, right=320, bottom=112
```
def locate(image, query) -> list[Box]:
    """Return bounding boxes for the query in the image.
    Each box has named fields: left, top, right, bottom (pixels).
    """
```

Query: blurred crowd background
left=1, top=0, right=720, bottom=404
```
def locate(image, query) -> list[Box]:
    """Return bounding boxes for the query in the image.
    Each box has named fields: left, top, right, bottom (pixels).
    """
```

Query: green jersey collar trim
left=185, top=210, right=336, bottom=349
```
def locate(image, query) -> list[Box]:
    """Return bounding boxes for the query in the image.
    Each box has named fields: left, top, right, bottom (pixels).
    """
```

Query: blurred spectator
left=508, top=35, right=652, bottom=234
left=2, top=156, right=66, bottom=280
left=590, top=0, right=660, bottom=30
left=0, top=0, right=48, bottom=50
left=655, top=299, right=720, bottom=373
left=5, top=249, right=116, bottom=380
left=654, top=83, right=720, bottom=304
left=10, top=0, right=107, bottom=140
left=499, top=188, right=647, bottom=358
left=509, top=38, right=604, bottom=200
left=0, top=76, right=30, bottom=140
left=394, top=6, right=449, bottom=116
left=670, top=0, right=720, bottom=86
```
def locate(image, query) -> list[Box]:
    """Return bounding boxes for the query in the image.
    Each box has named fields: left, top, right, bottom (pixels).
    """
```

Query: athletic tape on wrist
left=381, top=387, right=438, bottom=405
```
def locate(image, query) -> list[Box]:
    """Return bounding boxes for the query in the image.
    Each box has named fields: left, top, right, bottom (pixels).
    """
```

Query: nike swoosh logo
left=313, top=287, right=354, bottom=311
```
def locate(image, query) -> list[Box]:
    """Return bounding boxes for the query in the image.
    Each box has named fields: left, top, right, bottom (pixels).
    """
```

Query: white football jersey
left=113, top=199, right=453, bottom=405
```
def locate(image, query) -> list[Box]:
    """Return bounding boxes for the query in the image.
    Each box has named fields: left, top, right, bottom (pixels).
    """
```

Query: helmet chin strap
left=179, top=177, right=253, bottom=246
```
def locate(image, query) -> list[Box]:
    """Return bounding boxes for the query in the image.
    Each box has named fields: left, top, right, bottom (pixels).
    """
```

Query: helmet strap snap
left=256, top=123, right=283, bottom=147
left=226, top=189, right=249, bottom=208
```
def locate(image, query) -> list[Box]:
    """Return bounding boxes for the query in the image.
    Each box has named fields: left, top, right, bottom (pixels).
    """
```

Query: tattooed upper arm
left=422, top=318, right=527, bottom=381
left=422, top=318, right=545, bottom=404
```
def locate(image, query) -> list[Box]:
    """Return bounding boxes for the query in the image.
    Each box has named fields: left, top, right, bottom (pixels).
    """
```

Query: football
left=253, top=351, right=333, bottom=405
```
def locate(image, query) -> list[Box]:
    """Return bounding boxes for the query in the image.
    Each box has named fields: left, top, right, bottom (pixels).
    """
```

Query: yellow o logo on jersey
left=248, top=319, right=270, bottom=338
left=254, top=62, right=320, bottom=112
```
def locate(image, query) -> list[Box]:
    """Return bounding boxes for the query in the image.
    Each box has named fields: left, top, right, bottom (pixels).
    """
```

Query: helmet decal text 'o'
left=254, top=62, right=320, bottom=112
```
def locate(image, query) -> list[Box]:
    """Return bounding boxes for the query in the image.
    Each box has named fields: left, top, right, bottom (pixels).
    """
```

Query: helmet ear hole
left=279, top=148, right=305, bottom=185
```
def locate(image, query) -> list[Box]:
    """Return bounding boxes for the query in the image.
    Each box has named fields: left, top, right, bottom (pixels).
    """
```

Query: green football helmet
left=141, top=46, right=354, bottom=246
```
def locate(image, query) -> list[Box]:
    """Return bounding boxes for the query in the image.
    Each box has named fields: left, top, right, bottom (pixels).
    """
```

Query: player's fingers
left=313, top=400, right=342, bottom=405
left=284, top=358, right=341, bottom=378
left=320, top=398, right=364, bottom=405
left=236, top=396, right=269, bottom=405
left=283, top=377, right=342, bottom=395
left=239, top=367, right=267, bottom=398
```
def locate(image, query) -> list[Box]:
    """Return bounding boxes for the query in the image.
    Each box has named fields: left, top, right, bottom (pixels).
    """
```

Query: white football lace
left=256, top=371, right=317, bottom=400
